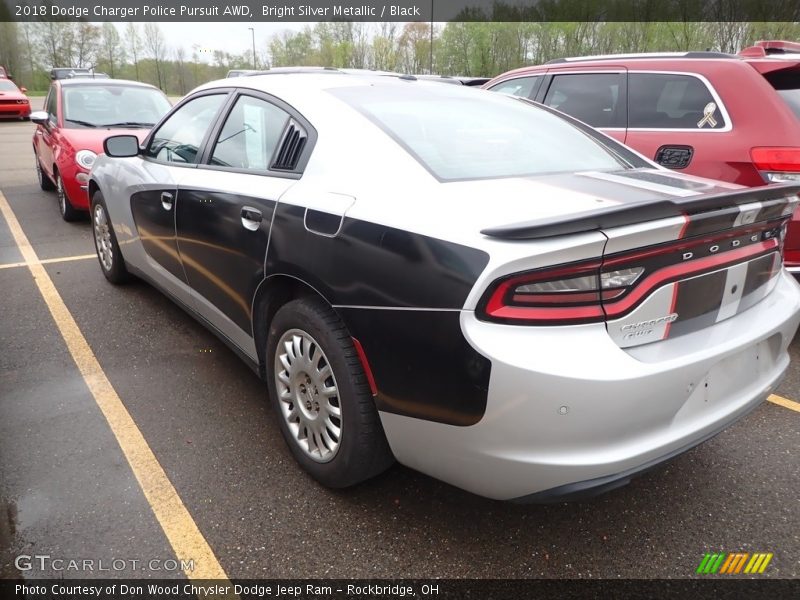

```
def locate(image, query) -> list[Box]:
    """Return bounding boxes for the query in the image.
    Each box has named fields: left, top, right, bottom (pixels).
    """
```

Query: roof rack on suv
left=546, top=51, right=736, bottom=64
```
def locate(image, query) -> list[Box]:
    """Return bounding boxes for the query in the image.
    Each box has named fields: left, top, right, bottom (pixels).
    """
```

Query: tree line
left=0, top=21, right=798, bottom=94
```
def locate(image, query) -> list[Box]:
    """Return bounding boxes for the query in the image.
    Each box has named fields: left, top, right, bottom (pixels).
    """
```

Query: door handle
left=241, top=206, right=262, bottom=231
left=161, top=191, right=174, bottom=211
left=36, top=130, right=43, bottom=136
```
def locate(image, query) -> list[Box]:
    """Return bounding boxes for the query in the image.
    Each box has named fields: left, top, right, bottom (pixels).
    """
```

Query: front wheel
left=56, top=172, right=80, bottom=222
left=266, top=297, right=394, bottom=488
left=36, top=155, right=55, bottom=191
left=91, top=191, right=130, bottom=284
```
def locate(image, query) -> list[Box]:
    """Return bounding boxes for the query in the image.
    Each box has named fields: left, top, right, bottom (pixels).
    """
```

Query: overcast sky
left=119, top=22, right=310, bottom=60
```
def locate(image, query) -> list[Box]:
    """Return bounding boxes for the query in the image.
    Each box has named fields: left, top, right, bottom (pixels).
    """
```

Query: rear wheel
left=91, top=191, right=130, bottom=284
left=56, top=172, right=80, bottom=222
left=36, top=155, right=55, bottom=191
left=266, top=297, right=394, bottom=488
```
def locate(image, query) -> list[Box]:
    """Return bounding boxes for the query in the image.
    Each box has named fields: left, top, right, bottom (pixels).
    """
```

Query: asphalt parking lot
left=1, top=114, right=799, bottom=582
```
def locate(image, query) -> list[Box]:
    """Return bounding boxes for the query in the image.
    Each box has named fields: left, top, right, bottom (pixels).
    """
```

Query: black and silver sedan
left=89, top=73, right=800, bottom=501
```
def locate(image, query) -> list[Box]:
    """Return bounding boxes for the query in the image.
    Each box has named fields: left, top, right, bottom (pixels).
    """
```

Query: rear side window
left=628, top=73, right=726, bottom=130
left=145, top=94, right=226, bottom=164
left=489, top=76, right=539, bottom=98
left=209, top=95, right=289, bottom=171
left=764, top=70, right=800, bottom=120
left=543, top=73, right=624, bottom=128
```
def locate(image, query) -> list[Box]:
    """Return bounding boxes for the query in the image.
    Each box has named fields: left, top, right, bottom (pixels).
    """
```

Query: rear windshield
left=765, top=70, right=800, bottom=119
left=330, top=85, right=630, bottom=181
left=0, top=80, right=18, bottom=92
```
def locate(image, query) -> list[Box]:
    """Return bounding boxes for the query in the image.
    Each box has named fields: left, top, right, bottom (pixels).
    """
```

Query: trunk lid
left=479, top=173, right=800, bottom=348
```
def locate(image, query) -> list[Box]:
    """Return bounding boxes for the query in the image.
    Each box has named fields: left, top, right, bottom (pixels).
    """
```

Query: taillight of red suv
left=751, top=147, right=800, bottom=183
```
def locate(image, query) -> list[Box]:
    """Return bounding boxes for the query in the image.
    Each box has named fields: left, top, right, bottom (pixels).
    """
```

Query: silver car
left=89, top=74, right=800, bottom=501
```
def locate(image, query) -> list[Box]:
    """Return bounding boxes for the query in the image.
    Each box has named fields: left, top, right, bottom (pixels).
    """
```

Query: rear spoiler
left=481, top=183, right=800, bottom=241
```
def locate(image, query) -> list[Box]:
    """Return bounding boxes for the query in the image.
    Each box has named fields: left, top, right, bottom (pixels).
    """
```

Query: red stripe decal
left=603, top=240, right=778, bottom=319
left=663, top=282, right=680, bottom=339
left=351, top=337, right=378, bottom=397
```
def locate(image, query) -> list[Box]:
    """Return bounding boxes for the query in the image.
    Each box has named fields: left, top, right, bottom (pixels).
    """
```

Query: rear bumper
left=512, top=387, right=768, bottom=503
left=379, top=271, right=800, bottom=501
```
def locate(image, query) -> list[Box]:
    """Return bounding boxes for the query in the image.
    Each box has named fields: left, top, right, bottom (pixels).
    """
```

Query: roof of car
left=198, top=72, right=478, bottom=96
left=57, top=78, right=161, bottom=89
left=545, top=51, right=737, bottom=64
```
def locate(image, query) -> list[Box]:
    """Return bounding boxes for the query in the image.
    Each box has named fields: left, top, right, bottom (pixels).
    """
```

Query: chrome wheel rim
left=56, top=175, right=66, bottom=215
left=274, top=329, right=342, bottom=463
left=93, top=204, right=113, bottom=271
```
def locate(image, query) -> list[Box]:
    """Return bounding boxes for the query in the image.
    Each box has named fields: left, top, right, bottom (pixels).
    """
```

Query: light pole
left=429, top=0, right=434, bottom=74
left=248, top=27, right=256, bottom=69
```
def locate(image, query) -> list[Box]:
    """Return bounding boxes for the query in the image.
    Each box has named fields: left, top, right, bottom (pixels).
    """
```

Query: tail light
left=481, top=260, right=645, bottom=325
left=478, top=222, right=785, bottom=326
left=751, top=147, right=800, bottom=182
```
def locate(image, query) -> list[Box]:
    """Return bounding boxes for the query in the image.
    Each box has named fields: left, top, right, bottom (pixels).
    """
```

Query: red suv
left=484, top=41, right=800, bottom=271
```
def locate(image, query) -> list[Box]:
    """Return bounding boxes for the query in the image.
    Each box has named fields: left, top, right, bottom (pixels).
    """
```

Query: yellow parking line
left=0, top=192, right=231, bottom=583
left=0, top=253, right=96, bottom=270
left=768, top=394, right=800, bottom=413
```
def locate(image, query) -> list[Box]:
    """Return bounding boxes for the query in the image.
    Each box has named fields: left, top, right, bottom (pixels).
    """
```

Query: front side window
left=489, top=76, right=539, bottom=98
left=45, top=86, right=57, bottom=124
left=332, top=85, right=631, bottom=181
left=209, top=95, right=289, bottom=171
left=543, top=73, right=624, bottom=128
left=628, top=73, right=726, bottom=130
left=145, top=94, right=226, bottom=164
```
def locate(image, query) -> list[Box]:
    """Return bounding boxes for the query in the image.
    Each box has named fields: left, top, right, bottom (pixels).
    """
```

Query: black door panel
left=130, top=188, right=183, bottom=280
left=176, top=188, right=276, bottom=332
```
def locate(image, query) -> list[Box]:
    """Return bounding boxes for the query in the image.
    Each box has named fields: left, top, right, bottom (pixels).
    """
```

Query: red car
left=31, top=78, right=171, bottom=221
left=0, top=78, right=31, bottom=120
left=484, top=40, right=800, bottom=271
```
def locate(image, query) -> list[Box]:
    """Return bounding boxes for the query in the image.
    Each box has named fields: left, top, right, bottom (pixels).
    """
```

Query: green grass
left=24, top=91, right=48, bottom=96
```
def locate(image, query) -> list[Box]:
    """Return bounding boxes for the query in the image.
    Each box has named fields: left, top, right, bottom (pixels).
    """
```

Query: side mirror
left=104, top=134, right=140, bottom=158
left=29, top=110, right=48, bottom=125
left=19, top=87, right=27, bottom=94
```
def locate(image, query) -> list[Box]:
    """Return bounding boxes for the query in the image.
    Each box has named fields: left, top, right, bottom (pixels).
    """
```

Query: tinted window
left=764, top=70, right=800, bottom=120
left=0, top=80, right=18, bottom=92
left=145, top=94, right=226, bottom=164
left=489, top=76, right=538, bottom=98
left=209, top=95, right=289, bottom=171
left=628, top=73, right=725, bottom=129
left=332, top=85, right=629, bottom=181
left=543, top=73, right=624, bottom=128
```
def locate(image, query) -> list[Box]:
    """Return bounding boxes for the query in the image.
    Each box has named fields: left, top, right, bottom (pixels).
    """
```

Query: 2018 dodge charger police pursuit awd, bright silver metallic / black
left=88, top=73, right=800, bottom=501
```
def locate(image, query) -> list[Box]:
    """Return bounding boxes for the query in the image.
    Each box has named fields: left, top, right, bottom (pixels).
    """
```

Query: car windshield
left=331, top=84, right=630, bottom=181
left=62, top=85, right=171, bottom=128
left=0, top=80, right=19, bottom=92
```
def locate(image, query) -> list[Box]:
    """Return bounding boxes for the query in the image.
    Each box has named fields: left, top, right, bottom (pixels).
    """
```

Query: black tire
left=36, top=155, right=55, bottom=191
left=90, top=191, right=131, bottom=284
left=266, top=297, right=394, bottom=488
left=56, top=171, right=80, bottom=222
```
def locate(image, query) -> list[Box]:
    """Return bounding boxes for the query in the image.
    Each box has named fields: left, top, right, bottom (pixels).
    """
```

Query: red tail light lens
left=751, top=147, right=800, bottom=182
left=481, top=259, right=622, bottom=325
left=478, top=222, right=785, bottom=326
